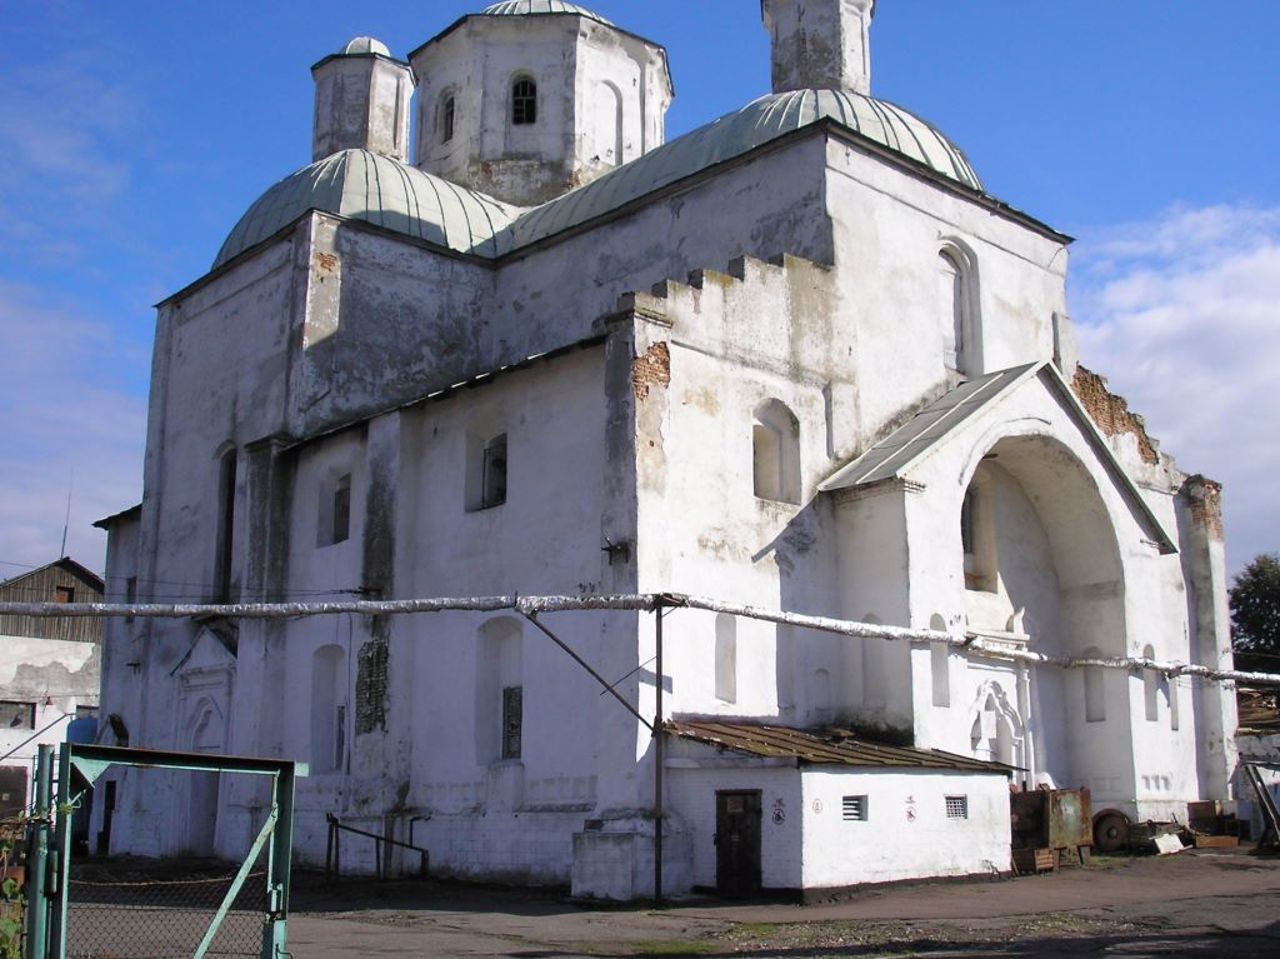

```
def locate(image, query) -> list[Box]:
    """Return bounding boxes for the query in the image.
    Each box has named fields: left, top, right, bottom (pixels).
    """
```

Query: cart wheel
left=1093, top=811, right=1131, bottom=853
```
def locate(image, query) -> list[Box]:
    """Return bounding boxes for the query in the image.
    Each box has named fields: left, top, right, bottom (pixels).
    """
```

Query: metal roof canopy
left=819, top=362, right=1177, bottom=554
left=668, top=719, right=1019, bottom=774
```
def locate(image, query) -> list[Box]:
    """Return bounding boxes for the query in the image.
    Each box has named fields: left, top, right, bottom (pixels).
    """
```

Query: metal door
left=715, top=790, right=762, bottom=898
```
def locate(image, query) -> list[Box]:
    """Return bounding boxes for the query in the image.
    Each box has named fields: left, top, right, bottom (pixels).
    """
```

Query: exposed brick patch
left=355, top=635, right=389, bottom=734
left=632, top=342, right=670, bottom=401
left=1071, top=366, right=1159, bottom=465
left=1182, top=474, right=1225, bottom=541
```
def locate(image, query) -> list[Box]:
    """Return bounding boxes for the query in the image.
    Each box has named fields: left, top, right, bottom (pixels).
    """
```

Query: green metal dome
left=480, top=1, right=613, bottom=25
left=504, top=88, right=983, bottom=248
left=215, top=90, right=982, bottom=268
left=214, top=149, right=520, bottom=266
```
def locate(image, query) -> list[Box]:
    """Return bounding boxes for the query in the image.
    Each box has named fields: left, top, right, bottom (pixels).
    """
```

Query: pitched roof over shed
left=667, top=720, right=1016, bottom=774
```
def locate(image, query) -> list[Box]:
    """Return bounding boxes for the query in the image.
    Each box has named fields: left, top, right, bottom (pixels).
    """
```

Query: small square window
left=55, top=585, right=75, bottom=603
left=842, top=795, right=869, bottom=821
left=945, top=795, right=969, bottom=820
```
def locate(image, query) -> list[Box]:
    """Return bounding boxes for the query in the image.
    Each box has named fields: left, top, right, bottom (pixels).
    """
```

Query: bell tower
left=409, top=7, right=672, bottom=206
left=761, top=0, right=875, bottom=95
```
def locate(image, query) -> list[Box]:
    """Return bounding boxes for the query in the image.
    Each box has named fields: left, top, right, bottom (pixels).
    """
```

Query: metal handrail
left=324, top=813, right=428, bottom=880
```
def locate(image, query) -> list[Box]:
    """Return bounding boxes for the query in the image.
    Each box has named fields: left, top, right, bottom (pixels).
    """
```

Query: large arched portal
left=958, top=431, right=1130, bottom=793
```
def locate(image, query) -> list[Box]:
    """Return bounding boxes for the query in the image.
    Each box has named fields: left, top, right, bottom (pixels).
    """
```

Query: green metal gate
left=25, top=744, right=300, bottom=959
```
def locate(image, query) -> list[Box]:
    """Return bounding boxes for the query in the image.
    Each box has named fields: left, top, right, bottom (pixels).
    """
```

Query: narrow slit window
left=442, top=96, right=456, bottom=142
left=483, top=433, right=508, bottom=509
left=502, top=685, right=523, bottom=759
left=331, top=474, right=351, bottom=544
left=512, top=78, right=537, bottom=125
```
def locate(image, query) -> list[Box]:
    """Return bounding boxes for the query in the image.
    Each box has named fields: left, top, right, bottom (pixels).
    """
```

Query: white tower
left=311, top=37, right=415, bottom=162
left=408, top=3, right=672, bottom=206
left=761, top=0, right=875, bottom=95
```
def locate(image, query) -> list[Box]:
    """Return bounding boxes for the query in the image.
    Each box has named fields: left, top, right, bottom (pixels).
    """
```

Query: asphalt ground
left=282, top=846, right=1280, bottom=958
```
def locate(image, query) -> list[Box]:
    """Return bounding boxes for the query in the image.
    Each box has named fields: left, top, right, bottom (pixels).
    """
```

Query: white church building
left=97, top=0, right=1238, bottom=898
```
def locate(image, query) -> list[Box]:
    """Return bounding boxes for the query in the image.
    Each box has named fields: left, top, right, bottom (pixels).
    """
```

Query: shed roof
left=667, top=720, right=1015, bottom=774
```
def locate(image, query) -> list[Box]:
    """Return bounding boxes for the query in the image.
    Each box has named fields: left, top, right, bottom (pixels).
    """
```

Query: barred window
left=945, top=795, right=969, bottom=819
left=842, top=795, right=868, bottom=821
left=512, top=78, right=537, bottom=125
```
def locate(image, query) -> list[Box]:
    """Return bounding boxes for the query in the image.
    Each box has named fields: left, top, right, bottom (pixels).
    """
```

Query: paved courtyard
left=284, top=847, right=1280, bottom=957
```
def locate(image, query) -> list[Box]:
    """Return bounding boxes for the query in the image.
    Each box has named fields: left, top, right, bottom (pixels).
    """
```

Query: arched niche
left=956, top=426, right=1130, bottom=788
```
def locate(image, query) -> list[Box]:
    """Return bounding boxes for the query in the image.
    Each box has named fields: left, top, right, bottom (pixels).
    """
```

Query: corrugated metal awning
left=667, top=720, right=1016, bottom=774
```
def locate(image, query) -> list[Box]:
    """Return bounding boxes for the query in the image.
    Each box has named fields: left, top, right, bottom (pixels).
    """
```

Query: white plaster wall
left=266, top=347, right=624, bottom=881
left=898, top=374, right=1216, bottom=816
left=0, top=633, right=96, bottom=805
left=666, top=763, right=802, bottom=891
left=413, top=15, right=668, bottom=203
left=824, top=136, right=1068, bottom=453
left=494, top=134, right=834, bottom=345
left=800, top=768, right=1011, bottom=887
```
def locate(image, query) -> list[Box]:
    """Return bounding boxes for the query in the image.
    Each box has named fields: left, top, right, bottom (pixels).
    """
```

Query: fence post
left=47, top=746, right=74, bottom=959
left=23, top=744, right=53, bottom=959
left=262, top=765, right=296, bottom=958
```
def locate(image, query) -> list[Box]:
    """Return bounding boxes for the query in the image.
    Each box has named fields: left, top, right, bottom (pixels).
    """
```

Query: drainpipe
left=1017, top=663, right=1036, bottom=788
left=653, top=599, right=665, bottom=904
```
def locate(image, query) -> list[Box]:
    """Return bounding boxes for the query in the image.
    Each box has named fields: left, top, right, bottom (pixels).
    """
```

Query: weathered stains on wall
left=294, top=218, right=495, bottom=438
left=1181, top=474, right=1225, bottom=542
left=1071, top=365, right=1159, bottom=465
left=631, top=342, right=670, bottom=401
left=355, top=633, right=389, bottom=735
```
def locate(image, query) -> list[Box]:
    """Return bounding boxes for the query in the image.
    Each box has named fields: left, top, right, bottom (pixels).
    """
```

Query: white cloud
left=0, top=281, right=146, bottom=575
left=1070, top=204, right=1280, bottom=575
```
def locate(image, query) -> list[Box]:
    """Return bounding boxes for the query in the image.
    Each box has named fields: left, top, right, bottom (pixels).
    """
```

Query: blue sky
left=1, top=0, right=1278, bottom=578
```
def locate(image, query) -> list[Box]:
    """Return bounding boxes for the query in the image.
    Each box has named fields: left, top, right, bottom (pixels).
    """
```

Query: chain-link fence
left=65, top=856, right=267, bottom=958
left=28, top=744, right=298, bottom=959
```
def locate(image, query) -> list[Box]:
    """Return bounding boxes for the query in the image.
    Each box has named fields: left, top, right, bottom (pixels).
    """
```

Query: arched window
left=441, top=94, right=456, bottom=143
left=317, top=471, right=351, bottom=547
left=597, top=81, right=623, bottom=166
left=475, top=617, right=522, bottom=763
left=466, top=430, right=508, bottom=511
left=511, top=77, right=537, bottom=125
left=813, top=668, right=832, bottom=724
left=214, top=447, right=237, bottom=601
left=311, top=645, right=347, bottom=773
left=1143, top=644, right=1160, bottom=722
left=861, top=613, right=887, bottom=709
left=1083, top=645, right=1106, bottom=722
left=714, top=614, right=737, bottom=703
left=961, top=473, right=997, bottom=593
left=938, top=242, right=980, bottom=376
left=929, top=614, right=950, bottom=708
left=752, top=399, right=800, bottom=504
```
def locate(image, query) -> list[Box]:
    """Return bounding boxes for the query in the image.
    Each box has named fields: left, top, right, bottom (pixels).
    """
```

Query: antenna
left=60, top=467, right=74, bottom=558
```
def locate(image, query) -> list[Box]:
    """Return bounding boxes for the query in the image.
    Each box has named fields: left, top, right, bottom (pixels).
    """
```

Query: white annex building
left=97, top=0, right=1239, bottom=898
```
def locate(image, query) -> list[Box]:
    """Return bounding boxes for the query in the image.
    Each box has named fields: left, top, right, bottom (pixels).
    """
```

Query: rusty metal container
left=1011, top=787, right=1092, bottom=852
